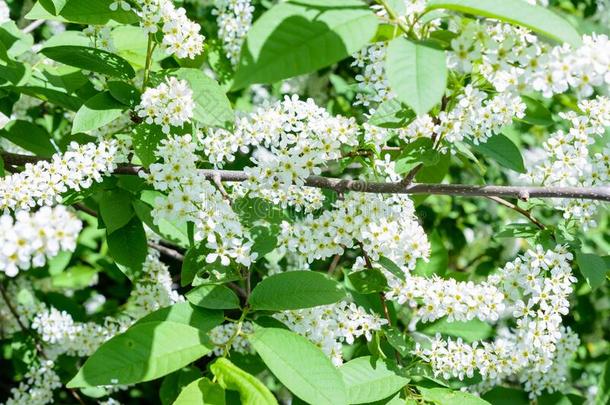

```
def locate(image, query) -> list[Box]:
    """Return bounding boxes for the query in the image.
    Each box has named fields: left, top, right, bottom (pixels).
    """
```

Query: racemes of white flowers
left=413, top=245, right=578, bottom=398
left=213, top=0, right=254, bottom=66
left=4, top=360, right=61, bottom=405
left=524, top=96, right=610, bottom=228
left=275, top=301, right=388, bottom=366
left=208, top=321, right=255, bottom=356
left=398, top=85, right=525, bottom=145
left=133, top=0, right=204, bottom=59
left=203, top=95, right=359, bottom=210
left=136, top=77, right=194, bottom=134
left=0, top=206, right=81, bottom=277
left=278, top=192, right=430, bottom=270
left=142, top=134, right=256, bottom=267
left=1, top=252, right=182, bottom=404
left=0, top=139, right=128, bottom=212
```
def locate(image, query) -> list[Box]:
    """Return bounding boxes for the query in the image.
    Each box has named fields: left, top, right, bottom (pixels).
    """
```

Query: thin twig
left=23, top=19, right=44, bottom=33
left=487, top=196, right=546, bottom=230
left=327, top=253, right=342, bottom=275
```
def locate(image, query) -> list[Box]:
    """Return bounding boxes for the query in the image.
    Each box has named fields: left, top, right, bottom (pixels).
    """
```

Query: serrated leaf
left=249, top=271, right=346, bottom=311
left=385, top=38, right=447, bottom=116
left=576, top=251, right=608, bottom=290
left=171, top=68, right=233, bottom=129
left=340, top=356, right=408, bottom=404
left=186, top=285, right=240, bottom=310
left=132, top=124, right=166, bottom=167
left=67, top=321, right=213, bottom=388
left=521, top=95, right=553, bottom=126
left=41, top=46, right=135, bottom=80
left=251, top=327, right=347, bottom=405
left=210, top=358, right=278, bottom=405
left=368, top=98, right=414, bottom=128
left=426, top=0, right=581, bottom=46
left=471, top=134, right=525, bottom=173
left=173, top=377, right=225, bottom=405
left=108, top=81, right=140, bottom=107
left=348, top=268, right=388, bottom=294
left=233, top=0, right=378, bottom=89
left=378, top=256, right=406, bottom=280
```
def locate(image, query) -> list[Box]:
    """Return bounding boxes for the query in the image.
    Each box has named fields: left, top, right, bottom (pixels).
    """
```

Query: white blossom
left=136, top=77, right=194, bottom=134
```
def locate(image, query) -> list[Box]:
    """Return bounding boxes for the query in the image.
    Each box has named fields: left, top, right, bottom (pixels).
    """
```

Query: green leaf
left=27, top=0, right=138, bottom=24
left=132, top=124, right=166, bottom=167
left=495, top=223, right=540, bottom=239
left=0, top=120, right=55, bottom=157
left=234, top=197, right=285, bottom=226
left=40, top=46, right=135, bottom=80
left=99, top=188, right=135, bottom=234
left=13, top=85, right=83, bottom=111
left=52, top=265, right=98, bottom=289
left=368, top=99, right=413, bottom=129
left=160, top=367, right=202, bottom=405
left=107, top=217, right=148, bottom=275
left=385, top=38, right=447, bottom=116
left=378, top=256, right=406, bottom=281
left=348, top=268, right=388, bottom=294
left=134, top=302, right=223, bottom=332
left=414, top=231, right=448, bottom=277
left=422, top=319, right=493, bottom=343
left=426, top=0, right=581, bottom=47
left=418, top=387, right=491, bottom=405
left=250, top=225, right=278, bottom=257
left=340, top=356, right=408, bottom=404
left=174, top=378, right=225, bottom=405
left=186, top=285, right=240, bottom=310
left=171, top=69, right=233, bottom=129
left=576, top=251, right=608, bottom=290
left=67, top=321, right=213, bottom=388
left=481, top=387, right=529, bottom=405
left=520, top=95, right=553, bottom=126
left=210, top=358, right=278, bottom=405
left=108, top=81, right=140, bottom=107
left=232, top=0, right=378, bottom=89
left=384, top=327, right=413, bottom=357
left=249, top=271, right=346, bottom=311
left=251, top=327, right=347, bottom=405
left=471, top=134, right=525, bottom=173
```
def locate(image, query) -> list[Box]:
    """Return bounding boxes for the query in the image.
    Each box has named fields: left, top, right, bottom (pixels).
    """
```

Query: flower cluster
left=203, top=95, right=359, bottom=209
left=414, top=245, right=578, bottom=398
left=4, top=361, right=61, bottom=405
left=278, top=192, right=430, bottom=271
left=448, top=20, right=610, bottom=98
left=143, top=134, right=256, bottom=267
left=83, top=25, right=115, bottom=52
left=524, top=96, right=610, bottom=227
left=208, top=321, right=255, bottom=356
left=0, top=140, right=126, bottom=212
left=351, top=42, right=391, bottom=112
left=213, top=0, right=254, bottom=66
left=275, top=301, right=387, bottom=366
left=136, top=77, right=194, bottom=134
left=134, top=0, right=204, bottom=59
left=386, top=274, right=506, bottom=323
left=399, top=85, right=525, bottom=145
left=0, top=206, right=82, bottom=277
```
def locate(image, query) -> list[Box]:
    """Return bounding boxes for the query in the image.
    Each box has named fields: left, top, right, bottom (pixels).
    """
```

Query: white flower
left=136, top=77, right=194, bottom=134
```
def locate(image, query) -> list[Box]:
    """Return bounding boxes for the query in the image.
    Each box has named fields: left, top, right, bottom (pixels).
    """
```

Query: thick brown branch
left=3, top=152, right=610, bottom=202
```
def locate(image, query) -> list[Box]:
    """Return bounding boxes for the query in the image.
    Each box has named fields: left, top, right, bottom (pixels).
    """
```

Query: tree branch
left=3, top=152, right=610, bottom=202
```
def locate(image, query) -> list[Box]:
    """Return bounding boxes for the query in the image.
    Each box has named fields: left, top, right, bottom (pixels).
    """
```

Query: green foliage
left=385, top=38, right=448, bottom=116
left=249, top=271, right=346, bottom=310
left=72, top=91, right=126, bottom=134
left=173, top=378, right=225, bottom=405
left=251, top=327, right=347, bottom=405
left=232, top=0, right=378, bottom=89
left=210, top=358, right=278, bottom=405
left=186, top=284, right=241, bottom=309
left=67, top=321, right=213, bottom=387
left=471, top=134, right=526, bottom=173
left=339, top=356, right=409, bottom=404
left=576, top=251, right=608, bottom=290
left=426, top=0, right=582, bottom=46
left=41, top=45, right=136, bottom=80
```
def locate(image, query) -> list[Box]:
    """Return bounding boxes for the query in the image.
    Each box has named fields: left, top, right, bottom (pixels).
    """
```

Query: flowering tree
left=0, top=0, right=609, bottom=403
